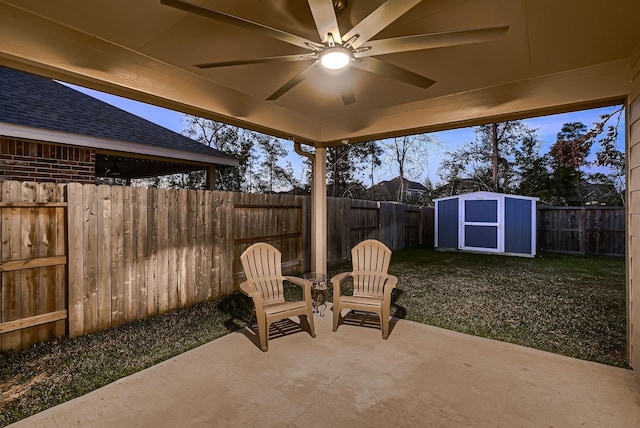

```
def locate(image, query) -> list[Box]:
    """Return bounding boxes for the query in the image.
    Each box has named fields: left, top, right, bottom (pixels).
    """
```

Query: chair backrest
left=351, top=239, right=392, bottom=298
left=240, top=243, right=285, bottom=305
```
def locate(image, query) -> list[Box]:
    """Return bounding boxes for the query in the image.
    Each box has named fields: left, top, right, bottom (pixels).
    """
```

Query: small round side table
left=303, top=272, right=327, bottom=316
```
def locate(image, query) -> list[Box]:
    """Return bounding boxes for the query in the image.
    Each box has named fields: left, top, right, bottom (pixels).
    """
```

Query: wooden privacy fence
left=537, top=207, right=625, bottom=256
left=326, top=198, right=434, bottom=264
left=0, top=181, right=67, bottom=352
left=0, top=181, right=434, bottom=351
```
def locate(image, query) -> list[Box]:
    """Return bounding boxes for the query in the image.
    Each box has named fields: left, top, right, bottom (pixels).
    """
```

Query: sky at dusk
left=65, top=83, right=625, bottom=187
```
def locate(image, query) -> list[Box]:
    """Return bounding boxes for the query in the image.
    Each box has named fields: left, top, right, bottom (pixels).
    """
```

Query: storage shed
left=435, top=192, right=539, bottom=257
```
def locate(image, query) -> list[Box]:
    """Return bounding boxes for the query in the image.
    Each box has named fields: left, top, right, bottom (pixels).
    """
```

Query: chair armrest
left=383, top=274, right=398, bottom=300
left=283, top=276, right=313, bottom=302
left=239, top=281, right=261, bottom=301
left=385, top=274, right=398, bottom=289
left=283, top=276, right=312, bottom=289
left=330, top=271, right=353, bottom=298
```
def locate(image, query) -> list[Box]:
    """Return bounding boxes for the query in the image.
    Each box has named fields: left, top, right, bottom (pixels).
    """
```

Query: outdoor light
left=319, top=46, right=351, bottom=70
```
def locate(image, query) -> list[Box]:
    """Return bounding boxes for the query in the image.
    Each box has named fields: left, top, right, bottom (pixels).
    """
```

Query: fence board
left=147, top=188, right=158, bottom=317
left=186, top=190, right=196, bottom=306
left=157, top=188, right=169, bottom=313
left=20, top=182, right=39, bottom=347
left=82, top=184, right=98, bottom=334
left=202, top=191, right=214, bottom=300
left=54, top=183, right=66, bottom=337
left=67, top=183, right=84, bottom=338
left=221, top=192, right=234, bottom=295
left=97, top=185, right=112, bottom=330
left=37, top=183, right=54, bottom=340
left=167, top=189, right=179, bottom=311
left=110, top=186, right=125, bottom=326
left=1, top=181, right=22, bottom=350
left=123, top=186, right=135, bottom=322
left=134, top=187, right=147, bottom=319
left=177, top=189, right=188, bottom=307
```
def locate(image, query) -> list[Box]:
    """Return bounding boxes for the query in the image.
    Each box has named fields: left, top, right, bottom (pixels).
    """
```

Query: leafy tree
left=549, top=122, right=592, bottom=205
left=437, top=121, right=533, bottom=195
left=513, top=133, right=552, bottom=200
left=592, top=106, right=625, bottom=205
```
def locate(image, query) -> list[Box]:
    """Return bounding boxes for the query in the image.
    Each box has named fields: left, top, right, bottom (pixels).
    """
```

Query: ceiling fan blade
left=196, top=54, right=316, bottom=69
left=343, top=0, right=421, bottom=48
left=352, top=57, right=435, bottom=89
left=308, top=0, right=342, bottom=43
left=357, top=26, right=510, bottom=57
left=161, top=0, right=322, bottom=50
left=336, top=74, right=356, bottom=105
left=267, top=63, right=318, bottom=101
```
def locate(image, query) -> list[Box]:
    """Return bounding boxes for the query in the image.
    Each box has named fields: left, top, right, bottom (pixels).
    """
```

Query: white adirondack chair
left=331, top=239, right=397, bottom=339
left=239, top=243, right=316, bottom=351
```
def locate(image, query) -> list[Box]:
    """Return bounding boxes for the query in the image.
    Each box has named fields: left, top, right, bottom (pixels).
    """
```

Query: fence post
left=580, top=207, right=586, bottom=256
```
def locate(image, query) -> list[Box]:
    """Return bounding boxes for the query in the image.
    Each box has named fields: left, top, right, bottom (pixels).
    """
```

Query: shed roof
left=0, top=66, right=237, bottom=166
left=434, top=191, right=540, bottom=202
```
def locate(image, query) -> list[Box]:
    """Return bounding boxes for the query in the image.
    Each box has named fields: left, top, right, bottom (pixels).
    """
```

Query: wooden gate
left=0, top=182, right=67, bottom=351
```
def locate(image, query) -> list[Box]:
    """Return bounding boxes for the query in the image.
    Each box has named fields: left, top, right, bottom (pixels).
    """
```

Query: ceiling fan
left=161, top=0, right=509, bottom=106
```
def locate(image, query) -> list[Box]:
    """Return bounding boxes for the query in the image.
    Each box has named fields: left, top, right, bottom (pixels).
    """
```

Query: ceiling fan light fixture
left=319, top=47, right=351, bottom=70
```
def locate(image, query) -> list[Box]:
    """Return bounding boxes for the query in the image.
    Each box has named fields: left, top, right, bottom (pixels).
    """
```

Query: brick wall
left=0, top=137, right=95, bottom=184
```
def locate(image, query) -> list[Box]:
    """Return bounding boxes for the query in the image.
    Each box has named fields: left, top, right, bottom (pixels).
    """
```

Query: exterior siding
left=505, top=197, right=532, bottom=254
left=628, top=41, right=640, bottom=369
left=0, top=137, right=95, bottom=184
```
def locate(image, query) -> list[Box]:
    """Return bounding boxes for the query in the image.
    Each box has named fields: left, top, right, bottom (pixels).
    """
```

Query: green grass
left=345, top=247, right=626, bottom=367
left=0, top=248, right=627, bottom=426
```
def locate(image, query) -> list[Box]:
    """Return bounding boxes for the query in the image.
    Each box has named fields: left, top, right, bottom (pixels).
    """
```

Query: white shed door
left=459, top=197, right=503, bottom=252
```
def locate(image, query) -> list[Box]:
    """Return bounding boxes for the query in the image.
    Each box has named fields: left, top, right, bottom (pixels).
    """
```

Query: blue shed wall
left=437, top=198, right=458, bottom=249
left=504, top=197, right=532, bottom=254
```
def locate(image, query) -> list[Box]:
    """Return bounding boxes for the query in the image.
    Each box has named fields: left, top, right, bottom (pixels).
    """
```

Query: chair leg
left=257, top=318, right=268, bottom=352
left=381, top=306, right=390, bottom=339
left=332, top=304, right=341, bottom=332
left=307, top=312, right=316, bottom=338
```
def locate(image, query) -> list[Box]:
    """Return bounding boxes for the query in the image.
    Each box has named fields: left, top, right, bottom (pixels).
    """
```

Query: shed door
left=459, top=197, right=503, bottom=252
left=504, top=197, right=534, bottom=255
left=436, top=198, right=458, bottom=249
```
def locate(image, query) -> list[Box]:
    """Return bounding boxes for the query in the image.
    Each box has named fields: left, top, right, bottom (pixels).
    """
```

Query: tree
left=364, top=140, right=383, bottom=192
left=255, top=134, right=291, bottom=193
left=437, top=121, right=533, bottom=195
left=513, top=133, right=552, bottom=200
left=592, top=106, right=625, bottom=205
left=326, top=142, right=380, bottom=198
left=383, top=134, right=435, bottom=202
left=549, top=122, right=591, bottom=205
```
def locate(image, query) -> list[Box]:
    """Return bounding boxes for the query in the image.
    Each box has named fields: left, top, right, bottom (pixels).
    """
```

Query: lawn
left=0, top=247, right=627, bottom=426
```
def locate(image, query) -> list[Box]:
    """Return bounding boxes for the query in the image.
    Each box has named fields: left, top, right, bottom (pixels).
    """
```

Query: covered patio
left=10, top=312, right=640, bottom=427
left=1, top=0, right=640, bottom=422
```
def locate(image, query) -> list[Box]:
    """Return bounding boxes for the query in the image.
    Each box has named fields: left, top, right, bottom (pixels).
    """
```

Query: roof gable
left=0, top=66, right=236, bottom=165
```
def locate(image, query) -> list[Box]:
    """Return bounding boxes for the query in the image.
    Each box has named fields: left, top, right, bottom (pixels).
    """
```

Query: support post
left=205, top=165, right=216, bottom=190
left=294, top=142, right=327, bottom=275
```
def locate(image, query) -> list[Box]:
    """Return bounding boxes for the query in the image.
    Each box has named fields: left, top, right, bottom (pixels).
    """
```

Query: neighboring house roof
left=0, top=66, right=237, bottom=166
left=369, top=176, right=427, bottom=200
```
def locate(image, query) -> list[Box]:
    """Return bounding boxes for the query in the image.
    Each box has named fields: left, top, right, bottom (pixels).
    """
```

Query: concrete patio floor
left=11, top=306, right=640, bottom=427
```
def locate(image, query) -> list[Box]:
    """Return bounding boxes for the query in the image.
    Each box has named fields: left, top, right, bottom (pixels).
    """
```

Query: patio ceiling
left=0, top=0, right=638, bottom=146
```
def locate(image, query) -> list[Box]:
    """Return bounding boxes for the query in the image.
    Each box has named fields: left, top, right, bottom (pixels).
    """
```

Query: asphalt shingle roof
left=0, top=66, right=235, bottom=163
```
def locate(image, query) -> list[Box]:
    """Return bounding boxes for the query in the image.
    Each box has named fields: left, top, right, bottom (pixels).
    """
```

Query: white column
left=311, top=147, right=327, bottom=275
